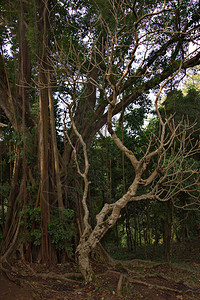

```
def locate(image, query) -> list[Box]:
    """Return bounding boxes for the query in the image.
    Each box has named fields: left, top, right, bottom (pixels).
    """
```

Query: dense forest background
left=0, top=0, right=199, bottom=284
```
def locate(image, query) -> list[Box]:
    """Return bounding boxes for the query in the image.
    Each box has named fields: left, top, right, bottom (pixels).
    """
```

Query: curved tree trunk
left=76, top=185, right=138, bottom=282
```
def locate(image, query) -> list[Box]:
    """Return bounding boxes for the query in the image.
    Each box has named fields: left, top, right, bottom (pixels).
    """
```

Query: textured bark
left=0, top=154, right=22, bottom=257
left=0, top=0, right=32, bottom=259
left=39, top=83, right=50, bottom=262
left=76, top=179, right=142, bottom=282
left=48, top=75, right=64, bottom=213
left=38, top=0, right=50, bottom=263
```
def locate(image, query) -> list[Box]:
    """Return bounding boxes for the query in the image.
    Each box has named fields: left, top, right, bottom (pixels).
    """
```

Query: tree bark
left=38, top=0, right=50, bottom=263
left=48, top=73, right=64, bottom=213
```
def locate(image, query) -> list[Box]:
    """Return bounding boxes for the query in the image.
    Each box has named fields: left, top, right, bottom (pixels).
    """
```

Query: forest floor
left=0, top=240, right=200, bottom=300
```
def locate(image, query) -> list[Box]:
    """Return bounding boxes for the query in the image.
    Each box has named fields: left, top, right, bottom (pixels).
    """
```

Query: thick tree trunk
left=1, top=154, right=21, bottom=255
left=38, top=0, right=52, bottom=263
left=0, top=0, right=32, bottom=261
left=76, top=244, right=94, bottom=282
left=76, top=180, right=139, bottom=281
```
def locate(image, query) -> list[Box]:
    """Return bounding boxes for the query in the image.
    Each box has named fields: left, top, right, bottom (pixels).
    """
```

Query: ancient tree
left=55, top=0, right=200, bottom=281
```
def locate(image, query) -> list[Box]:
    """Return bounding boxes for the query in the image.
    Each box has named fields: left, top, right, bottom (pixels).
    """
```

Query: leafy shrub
left=20, top=206, right=75, bottom=252
left=48, top=209, right=75, bottom=254
left=20, top=206, right=41, bottom=228
left=30, top=229, right=41, bottom=246
left=20, top=206, right=41, bottom=245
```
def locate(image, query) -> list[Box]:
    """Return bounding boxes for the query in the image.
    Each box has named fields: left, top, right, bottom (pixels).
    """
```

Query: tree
left=0, top=0, right=199, bottom=282
left=164, top=88, right=200, bottom=134
left=50, top=0, right=200, bottom=229
left=54, top=1, right=200, bottom=281
left=182, top=66, right=200, bottom=94
left=160, top=82, right=200, bottom=250
left=0, top=0, right=66, bottom=264
left=69, top=80, right=199, bottom=280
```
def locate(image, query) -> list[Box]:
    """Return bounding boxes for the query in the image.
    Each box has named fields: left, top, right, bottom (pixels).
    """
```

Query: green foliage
left=20, top=206, right=41, bottom=228
left=182, top=67, right=200, bottom=94
left=5, top=128, right=37, bottom=165
left=163, top=88, right=200, bottom=127
left=30, top=102, right=40, bottom=120
left=0, top=181, right=10, bottom=202
left=20, top=206, right=41, bottom=246
left=30, top=229, right=41, bottom=246
left=48, top=209, right=75, bottom=253
left=19, top=206, right=75, bottom=250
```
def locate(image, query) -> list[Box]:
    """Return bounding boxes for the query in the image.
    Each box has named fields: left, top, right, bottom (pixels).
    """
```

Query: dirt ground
left=0, top=241, right=200, bottom=300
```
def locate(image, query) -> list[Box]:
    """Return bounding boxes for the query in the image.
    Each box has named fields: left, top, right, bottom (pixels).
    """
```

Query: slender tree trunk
left=19, top=0, right=31, bottom=254
left=134, top=217, right=137, bottom=253
left=0, top=143, right=5, bottom=231
left=39, top=70, right=50, bottom=262
left=37, top=0, right=53, bottom=263
left=48, top=72, right=64, bottom=213
left=125, top=209, right=133, bottom=251
left=163, top=201, right=173, bottom=264
left=39, top=19, right=50, bottom=263
left=144, top=227, right=147, bottom=259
